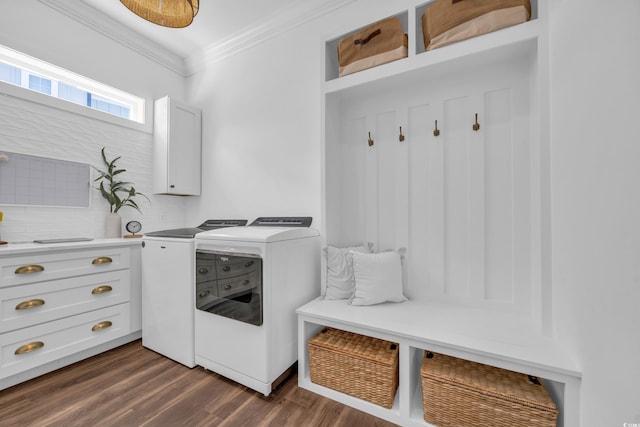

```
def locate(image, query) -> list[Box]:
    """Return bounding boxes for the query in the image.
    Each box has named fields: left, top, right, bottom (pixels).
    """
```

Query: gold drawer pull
left=92, top=257, right=113, bottom=265
left=15, top=265, right=45, bottom=275
left=15, top=299, right=46, bottom=310
left=15, top=341, right=45, bottom=355
left=91, top=321, right=113, bottom=332
left=91, top=285, right=113, bottom=295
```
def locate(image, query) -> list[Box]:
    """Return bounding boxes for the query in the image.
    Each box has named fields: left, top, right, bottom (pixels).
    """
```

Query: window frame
left=0, top=44, right=146, bottom=128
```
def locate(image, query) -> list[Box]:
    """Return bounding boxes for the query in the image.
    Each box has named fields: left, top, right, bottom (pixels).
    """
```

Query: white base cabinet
left=0, top=240, right=141, bottom=390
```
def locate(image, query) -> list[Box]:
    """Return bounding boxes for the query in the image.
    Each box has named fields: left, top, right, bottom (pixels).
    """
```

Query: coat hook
left=399, top=127, right=405, bottom=142
left=368, top=132, right=374, bottom=147
left=473, top=113, right=480, bottom=131
left=433, top=120, right=440, bottom=137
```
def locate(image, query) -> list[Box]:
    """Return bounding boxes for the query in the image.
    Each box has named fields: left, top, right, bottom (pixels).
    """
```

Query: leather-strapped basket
left=308, top=327, right=399, bottom=408
left=338, top=17, right=408, bottom=77
left=422, top=0, right=531, bottom=51
left=421, top=351, right=558, bottom=427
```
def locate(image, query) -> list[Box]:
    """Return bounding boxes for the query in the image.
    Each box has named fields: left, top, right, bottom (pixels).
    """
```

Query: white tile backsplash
left=0, top=91, right=188, bottom=242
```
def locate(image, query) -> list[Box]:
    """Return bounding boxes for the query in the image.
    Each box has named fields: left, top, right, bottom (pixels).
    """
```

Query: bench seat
left=297, top=297, right=582, bottom=426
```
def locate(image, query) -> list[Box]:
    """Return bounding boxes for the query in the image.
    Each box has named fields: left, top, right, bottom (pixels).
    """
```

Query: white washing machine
left=194, top=217, right=320, bottom=395
left=141, top=220, right=246, bottom=368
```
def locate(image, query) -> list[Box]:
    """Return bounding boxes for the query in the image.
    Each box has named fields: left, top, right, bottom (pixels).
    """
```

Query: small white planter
left=105, top=212, right=122, bottom=238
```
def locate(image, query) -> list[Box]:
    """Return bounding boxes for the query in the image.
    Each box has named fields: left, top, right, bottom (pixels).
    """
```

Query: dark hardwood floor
left=0, top=340, right=398, bottom=427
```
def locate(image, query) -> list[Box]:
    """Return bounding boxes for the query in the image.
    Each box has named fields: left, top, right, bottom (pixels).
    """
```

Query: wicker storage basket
left=308, top=327, right=399, bottom=408
left=421, top=0, right=531, bottom=51
left=338, top=17, right=408, bottom=77
left=421, top=351, right=558, bottom=427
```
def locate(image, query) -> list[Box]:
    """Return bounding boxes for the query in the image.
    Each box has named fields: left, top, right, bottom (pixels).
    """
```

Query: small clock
left=124, top=220, right=142, bottom=238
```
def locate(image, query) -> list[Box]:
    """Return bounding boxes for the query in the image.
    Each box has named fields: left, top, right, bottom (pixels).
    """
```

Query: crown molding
left=39, top=0, right=355, bottom=78
left=38, top=0, right=187, bottom=76
left=184, top=0, right=356, bottom=76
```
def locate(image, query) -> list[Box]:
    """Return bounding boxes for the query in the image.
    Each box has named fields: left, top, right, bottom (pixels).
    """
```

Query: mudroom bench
left=297, top=298, right=582, bottom=427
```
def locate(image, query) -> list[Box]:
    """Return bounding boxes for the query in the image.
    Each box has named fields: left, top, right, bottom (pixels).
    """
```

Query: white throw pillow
left=349, top=249, right=407, bottom=306
left=323, top=244, right=371, bottom=300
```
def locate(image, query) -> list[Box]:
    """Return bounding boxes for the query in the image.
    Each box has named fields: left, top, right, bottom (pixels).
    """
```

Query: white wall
left=184, top=17, right=323, bottom=224
left=550, top=0, right=640, bottom=425
left=187, top=0, right=640, bottom=424
left=184, top=0, right=404, bottom=227
left=0, top=0, right=188, bottom=240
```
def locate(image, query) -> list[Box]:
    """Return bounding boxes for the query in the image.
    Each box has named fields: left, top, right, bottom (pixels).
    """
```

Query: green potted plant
left=93, top=147, right=148, bottom=238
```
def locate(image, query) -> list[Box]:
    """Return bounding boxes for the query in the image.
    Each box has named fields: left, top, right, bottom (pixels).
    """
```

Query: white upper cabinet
left=153, top=96, right=202, bottom=196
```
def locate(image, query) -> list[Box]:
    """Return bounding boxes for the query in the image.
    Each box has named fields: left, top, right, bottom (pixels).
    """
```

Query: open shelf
left=324, top=18, right=540, bottom=98
left=324, top=0, right=540, bottom=94
left=324, top=10, right=409, bottom=83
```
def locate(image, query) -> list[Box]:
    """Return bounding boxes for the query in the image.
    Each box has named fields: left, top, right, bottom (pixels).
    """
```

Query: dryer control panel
left=249, top=217, right=312, bottom=227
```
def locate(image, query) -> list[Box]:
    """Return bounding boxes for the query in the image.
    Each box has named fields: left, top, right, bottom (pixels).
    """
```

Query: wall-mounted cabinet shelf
left=324, top=1, right=540, bottom=95
left=153, top=96, right=202, bottom=196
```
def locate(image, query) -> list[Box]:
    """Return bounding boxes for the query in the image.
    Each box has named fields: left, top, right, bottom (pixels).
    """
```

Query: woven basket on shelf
left=421, top=351, right=558, bottom=427
left=308, top=327, right=399, bottom=408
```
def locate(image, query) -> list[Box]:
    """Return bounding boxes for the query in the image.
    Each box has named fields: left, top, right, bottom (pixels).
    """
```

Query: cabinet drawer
left=0, top=270, right=130, bottom=333
left=0, top=247, right=130, bottom=288
left=0, top=303, right=130, bottom=379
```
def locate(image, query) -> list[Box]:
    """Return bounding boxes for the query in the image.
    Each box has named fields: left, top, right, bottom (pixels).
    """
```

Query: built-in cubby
left=324, top=0, right=540, bottom=85
left=414, top=0, right=539, bottom=55
left=324, top=11, right=409, bottom=82
left=299, top=1, right=581, bottom=426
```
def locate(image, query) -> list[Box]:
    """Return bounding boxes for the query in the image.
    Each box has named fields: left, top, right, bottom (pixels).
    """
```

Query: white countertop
left=0, top=238, right=142, bottom=256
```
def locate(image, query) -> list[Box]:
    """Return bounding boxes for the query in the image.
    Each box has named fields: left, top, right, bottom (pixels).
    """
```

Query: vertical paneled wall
left=326, top=55, right=541, bottom=320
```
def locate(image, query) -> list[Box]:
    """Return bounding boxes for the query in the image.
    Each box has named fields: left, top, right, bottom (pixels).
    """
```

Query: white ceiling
left=81, top=0, right=327, bottom=59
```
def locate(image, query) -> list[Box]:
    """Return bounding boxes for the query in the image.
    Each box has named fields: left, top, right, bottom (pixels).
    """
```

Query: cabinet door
left=141, top=239, right=194, bottom=365
left=168, top=100, right=201, bottom=195
left=153, top=96, right=202, bottom=196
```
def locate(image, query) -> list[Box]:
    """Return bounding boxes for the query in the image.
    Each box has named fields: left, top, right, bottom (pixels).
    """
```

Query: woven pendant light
left=120, top=0, right=199, bottom=28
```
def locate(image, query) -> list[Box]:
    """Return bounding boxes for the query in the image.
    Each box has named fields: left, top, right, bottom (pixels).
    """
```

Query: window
left=0, top=62, right=20, bottom=85
left=89, top=93, right=131, bottom=119
left=0, top=44, right=144, bottom=123
left=28, top=74, right=51, bottom=95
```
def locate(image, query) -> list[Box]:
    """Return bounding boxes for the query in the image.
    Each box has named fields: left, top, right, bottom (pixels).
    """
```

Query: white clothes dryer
left=194, top=217, right=320, bottom=395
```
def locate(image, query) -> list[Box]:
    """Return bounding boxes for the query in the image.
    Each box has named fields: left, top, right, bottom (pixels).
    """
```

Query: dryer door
left=195, top=250, right=263, bottom=326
